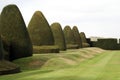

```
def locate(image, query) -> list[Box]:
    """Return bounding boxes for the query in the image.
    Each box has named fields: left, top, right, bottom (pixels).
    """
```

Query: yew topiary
left=28, top=11, right=59, bottom=53
left=63, top=25, right=79, bottom=49
left=0, top=4, right=33, bottom=60
left=80, top=32, right=90, bottom=47
left=28, top=11, right=54, bottom=46
left=72, top=26, right=82, bottom=48
left=51, top=22, right=66, bottom=50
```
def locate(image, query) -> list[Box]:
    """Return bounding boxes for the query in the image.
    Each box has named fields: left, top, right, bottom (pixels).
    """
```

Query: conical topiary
left=28, top=11, right=59, bottom=53
left=0, top=4, right=33, bottom=60
left=80, top=32, right=90, bottom=47
left=72, top=26, right=82, bottom=48
left=63, top=25, right=79, bottom=49
left=51, top=22, right=66, bottom=51
left=28, top=11, right=54, bottom=46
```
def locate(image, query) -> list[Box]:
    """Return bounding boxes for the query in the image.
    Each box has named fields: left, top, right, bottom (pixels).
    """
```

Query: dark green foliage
left=72, top=26, right=82, bottom=48
left=0, top=4, right=33, bottom=60
left=0, top=36, right=4, bottom=60
left=80, top=32, right=87, bottom=43
left=28, top=11, right=59, bottom=53
left=86, top=38, right=93, bottom=47
left=97, top=39, right=118, bottom=50
left=51, top=22, right=66, bottom=50
left=63, top=25, right=79, bottom=49
left=80, top=32, right=90, bottom=47
left=92, top=38, right=120, bottom=50
left=28, top=11, right=54, bottom=46
left=33, top=45, right=59, bottom=53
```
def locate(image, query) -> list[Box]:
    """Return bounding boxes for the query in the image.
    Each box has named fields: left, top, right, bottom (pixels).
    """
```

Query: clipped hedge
left=28, top=11, right=54, bottom=46
left=0, top=4, right=33, bottom=60
left=93, top=38, right=119, bottom=50
left=33, top=45, right=59, bottom=53
left=51, top=22, right=66, bottom=51
left=72, top=26, right=82, bottom=48
left=80, top=32, right=87, bottom=43
left=80, top=32, right=90, bottom=47
left=63, top=25, right=79, bottom=49
left=28, top=11, right=59, bottom=53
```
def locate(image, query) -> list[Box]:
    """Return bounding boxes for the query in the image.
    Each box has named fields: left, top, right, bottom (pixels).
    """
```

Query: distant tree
left=0, top=4, right=33, bottom=60
left=51, top=22, right=66, bottom=50
left=72, top=26, right=82, bottom=48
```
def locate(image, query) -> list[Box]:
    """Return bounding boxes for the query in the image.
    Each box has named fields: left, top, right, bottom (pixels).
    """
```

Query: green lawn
left=0, top=48, right=120, bottom=80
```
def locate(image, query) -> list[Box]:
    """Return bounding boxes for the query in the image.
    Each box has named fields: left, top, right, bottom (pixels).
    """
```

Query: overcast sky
left=0, top=0, right=120, bottom=38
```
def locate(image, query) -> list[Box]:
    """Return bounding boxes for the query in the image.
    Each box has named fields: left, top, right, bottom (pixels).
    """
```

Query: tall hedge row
left=95, top=38, right=118, bottom=50
left=51, top=22, right=66, bottom=50
left=0, top=5, right=33, bottom=60
left=28, top=11, right=54, bottom=46
left=72, top=26, right=82, bottom=48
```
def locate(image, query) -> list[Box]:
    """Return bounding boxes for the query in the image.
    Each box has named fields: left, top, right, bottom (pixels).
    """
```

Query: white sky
left=0, top=0, right=120, bottom=38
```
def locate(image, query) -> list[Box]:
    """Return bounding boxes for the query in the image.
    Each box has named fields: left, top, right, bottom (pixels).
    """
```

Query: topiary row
left=63, top=25, right=79, bottom=49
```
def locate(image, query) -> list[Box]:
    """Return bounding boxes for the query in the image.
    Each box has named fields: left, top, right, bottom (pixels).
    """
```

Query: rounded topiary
left=51, top=22, right=66, bottom=51
left=63, top=25, right=79, bottom=49
left=72, top=26, right=82, bottom=48
left=0, top=4, right=33, bottom=60
left=28, top=11, right=59, bottom=53
left=80, top=32, right=87, bottom=43
left=28, top=11, right=54, bottom=46
left=80, top=32, right=90, bottom=47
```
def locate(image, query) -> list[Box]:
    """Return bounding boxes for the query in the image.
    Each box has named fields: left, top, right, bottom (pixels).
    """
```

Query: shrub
left=28, top=11, right=59, bottom=53
left=28, top=11, right=54, bottom=46
left=0, top=4, right=33, bottom=60
left=80, top=32, right=87, bottom=43
left=72, top=26, right=82, bottom=48
left=96, top=38, right=118, bottom=50
left=51, top=22, right=66, bottom=50
left=63, top=25, right=79, bottom=49
left=80, top=32, right=90, bottom=47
